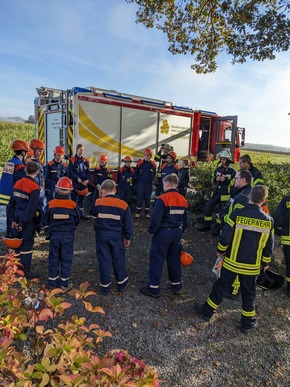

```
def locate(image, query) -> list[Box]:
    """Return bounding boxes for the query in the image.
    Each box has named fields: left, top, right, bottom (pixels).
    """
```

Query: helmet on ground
left=29, top=139, right=45, bottom=150
left=180, top=250, right=194, bottom=266
left=11, top=140, right=29, bottom=152
left=2, top=228, right=23, bottom=249
left=55, top=177, right=73, bottom=190
left=220, top=149, right=232, bottom=159
left=167, top=151, right=177, bottom=161
left=76, top=187, right=89, bottom=196
left=99, top=154, right=108, bottom=162
left=54, top=145, right=65, bottom=155
left=257, top=270, right=285, bottom=291
left=144, top=148, right=153, bottom=155
left=123, top=155, right=132, bottom=162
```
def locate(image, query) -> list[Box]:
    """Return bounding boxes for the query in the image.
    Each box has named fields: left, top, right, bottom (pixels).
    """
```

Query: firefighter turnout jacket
left=221, top=184, right=252, bottom=224
left=217, top=203, right=274, bottom=276
left=0, top=156, right=26, bottom=205
left=274, top=194, right=290, bottom=245
left=249, top=164, right=263, bottom=186
left=212, top=164, right=236, bottom=202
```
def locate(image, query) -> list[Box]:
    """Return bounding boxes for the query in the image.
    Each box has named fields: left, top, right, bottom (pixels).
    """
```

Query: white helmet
left=220, top=149, right=232, bottom=159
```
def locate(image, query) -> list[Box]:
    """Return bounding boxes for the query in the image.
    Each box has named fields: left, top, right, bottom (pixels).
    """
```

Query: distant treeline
left=244, top=143, right=290, bottom=154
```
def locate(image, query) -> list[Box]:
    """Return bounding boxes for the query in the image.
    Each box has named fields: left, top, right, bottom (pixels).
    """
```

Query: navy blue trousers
left=136, top=182, right=152, bottom=213
left=148, top=228, right=183, bottom=294
left=95, top=232, right=128, bottom=293
left=47, top=232, right=75, bottom=288
left=15, top=222, right=36, bottom=271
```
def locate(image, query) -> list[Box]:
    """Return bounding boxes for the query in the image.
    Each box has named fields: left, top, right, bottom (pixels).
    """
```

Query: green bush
left=0, top=122, right=34, bottom=169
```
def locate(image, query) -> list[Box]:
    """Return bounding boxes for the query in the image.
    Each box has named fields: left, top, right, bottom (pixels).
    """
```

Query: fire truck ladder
left=60, top=90, right=69, bottom=152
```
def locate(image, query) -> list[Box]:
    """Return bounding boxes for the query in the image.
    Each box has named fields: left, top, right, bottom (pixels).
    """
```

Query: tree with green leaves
left=126, top=0, right=290, bottom=73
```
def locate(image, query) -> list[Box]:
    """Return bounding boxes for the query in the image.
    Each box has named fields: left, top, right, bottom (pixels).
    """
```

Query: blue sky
left=1, top=0, right=290, bottom=148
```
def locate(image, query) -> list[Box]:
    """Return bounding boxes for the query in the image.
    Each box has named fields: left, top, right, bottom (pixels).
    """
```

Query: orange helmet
left=11, top=140, right=29, bottom=152
left=55, top=177, right=73, bottom=190
left=123, top=155, right=132, bottom=162
left=27, top=147, right=34, bottom=158
left=29, top=139, right=45, bottom=150
left=76, top=188, right=89, bottom=196
left=180, top=250, right=194, bottom=266
left=99, top=154, right=108, bottom=162
left=167, top=151, right=177, bottom=161
left=54, top=146, right=65, bottom=155
left=144, top=148, right=153, bottom=156
left=2, top=229, right=23, bottom=249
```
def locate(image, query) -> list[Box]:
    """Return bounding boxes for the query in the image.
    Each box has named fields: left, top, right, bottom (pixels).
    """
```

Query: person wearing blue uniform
left=44, top=177, right=80, bottom=291
left=45, top=145, right=68, bottom=201
left=159, top=151, right=179, bottom=195
left=140, top=173, right=188, bottom=298
left=239, top=154, right=263, bottom=187
left=135, top=148, right=156, bottom=219
left=68, top=144, right=90, bottom=219
left=6, top=161, right=41, bottom=279
left=0, top=140, right=29, bottom=206
left=154, top=143, right=173, bottom=197
left=89, top=180, right=133, bottom=295
left=178, top=159, right=190, bottom=197
left=117, top=155, right=135, bottom=204
left=93, top=154, right=112, bottom=200
left=194, top=185, right=274, bottom=333
left=273, top=194, right=290, bottom=297
left=29, top=139, right=47, bottom=220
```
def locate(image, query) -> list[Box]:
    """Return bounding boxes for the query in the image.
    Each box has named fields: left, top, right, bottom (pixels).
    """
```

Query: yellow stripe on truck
left=79, top=104, right=144, bottom=158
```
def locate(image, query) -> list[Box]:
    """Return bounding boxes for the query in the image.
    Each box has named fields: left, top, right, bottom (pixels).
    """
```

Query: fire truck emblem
left=160, top=119, right=170, bottom=134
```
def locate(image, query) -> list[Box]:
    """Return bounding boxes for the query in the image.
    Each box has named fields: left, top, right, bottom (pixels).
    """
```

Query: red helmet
left=54, top=146, right=65, bottom=155
left=180, top=251, right=194, bottom=266
left=2, top=228, right=23, bottom=249
left=144, top=148, right=153, bottom=156
left=11, top=140, right=29, bottom=152
left=27, top=147, right=34, bottom=158
left=29, top=139, right=45, bottom=150
left=76, top=187, right=89, bottom=196
left=55, top=177, right=73, bottom=190
left=167, top=151, right=177, bottom=161
left=99, top=154, right=108, bottom=162
left=123, top=155, right=132, bottom=162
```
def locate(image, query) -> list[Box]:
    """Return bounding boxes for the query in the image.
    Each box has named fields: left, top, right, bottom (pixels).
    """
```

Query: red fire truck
left=34, top=86, right=245, bottom=167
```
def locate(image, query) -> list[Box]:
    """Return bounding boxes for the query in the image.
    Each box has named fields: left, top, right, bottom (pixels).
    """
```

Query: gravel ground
left=1, top=201, right=290, bottom=386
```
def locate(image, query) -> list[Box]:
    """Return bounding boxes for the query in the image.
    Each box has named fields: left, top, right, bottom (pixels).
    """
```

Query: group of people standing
left=1, top=140, right=290, bottom=335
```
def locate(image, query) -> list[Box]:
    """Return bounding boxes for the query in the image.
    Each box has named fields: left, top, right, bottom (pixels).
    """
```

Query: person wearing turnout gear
left=273, top=194, right=290, bottom=297
left=29, top=138, right=47, bottom=221
left=93, top=154, right=112, bottom=201
left=68, top=144, right=90, bottom=219
left=140, top=173, right=188, bottom=298
left=194, top=185, right=274, bottom=333
left=89, top=179, right=133, bottom=295
left=117, top=156, right=135, bottom=204
left=0, top=140, right=29, bottom=206
left=154, top=143, right=173, bottom=197
left=239, top=154, right=263, bottom=187
left=135, top=148, right=156, bottom=219
left=6, top=161, right=41, bottom=279
left=44, top=177, right=80, bottom=291
left=217, top=169, right=252, bottom=295
left=197, top=149, right=236, bottom=232
left=45, top=145, right=68, bottom=201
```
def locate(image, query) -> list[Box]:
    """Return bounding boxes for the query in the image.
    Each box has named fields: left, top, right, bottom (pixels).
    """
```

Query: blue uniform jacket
left=89, top=194, right=133, bottom=240
left=45, top=160, right=68, bottom=189
left=68, top=155, right=90, bottom=191
left=135, top=160, right=156, bottom=184
left=0, top=157, right=26, bottom=205
left=178, top=167, right=190, bottom=188
left=7, top=176, right=40, bottom=229
left=249, top=164, right=263, bottom=186
left=44, top=194, right=80, bottom=233
left=117, top=166, right=135, bottom=189
left=148, top=189, right=188, bottom=234
left=161, top=163, right=179, bottom=180
left=217, top=203, right=274, bottom=275
left=93, top=166, right=112, bottom=187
